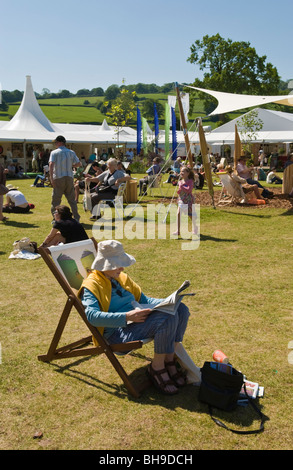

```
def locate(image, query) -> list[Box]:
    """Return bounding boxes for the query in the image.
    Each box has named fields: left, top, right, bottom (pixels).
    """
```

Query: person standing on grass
left=173, top=166, right=198, bottom=236
left=0, top=163, right=9, bottom=221
left=49, top=135, right=81, bottom=221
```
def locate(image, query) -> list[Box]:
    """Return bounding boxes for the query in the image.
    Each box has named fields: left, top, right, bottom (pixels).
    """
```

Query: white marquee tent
left=0, top=75, right=137, bottom=144
left=204, top=107, right=293, bottom=155
left=0, top=76, right=140, bottom=170
left=0, top=76, right=202, bottom=165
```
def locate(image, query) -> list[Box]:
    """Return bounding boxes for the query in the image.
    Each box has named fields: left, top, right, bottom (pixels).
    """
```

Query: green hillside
left=0, top=93, right=240, bottom=129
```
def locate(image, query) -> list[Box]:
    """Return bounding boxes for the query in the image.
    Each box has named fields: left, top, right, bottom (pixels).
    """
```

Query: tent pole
left=23, top=141, right=27, bottom=175
left=175, top=83, right=193, bottom=167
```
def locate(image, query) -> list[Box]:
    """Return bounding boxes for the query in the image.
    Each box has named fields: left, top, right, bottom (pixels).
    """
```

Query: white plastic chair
left=149, top=173, right=164, bottom=197
left=94, top=182, right=127, bottom=219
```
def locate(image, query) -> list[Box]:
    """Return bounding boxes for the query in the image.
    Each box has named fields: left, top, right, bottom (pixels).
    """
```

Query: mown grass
left=0, top=176, right=293, bottom=450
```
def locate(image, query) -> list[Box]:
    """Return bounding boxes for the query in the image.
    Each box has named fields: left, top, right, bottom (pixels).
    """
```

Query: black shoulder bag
left=97, top=171, right=118, bottom=194
left=198, top=361, right=265, bottom=434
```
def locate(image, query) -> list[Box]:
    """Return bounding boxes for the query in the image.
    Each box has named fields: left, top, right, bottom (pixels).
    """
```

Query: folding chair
left=216, top=172, right=246, bottom=206
left=282, top=164, right=293, bottom=194
left=94, top=182, right=126, bottom=219
left=149, top=173, right=164, bottom=197
left=37, top=238, right=149, bottom=398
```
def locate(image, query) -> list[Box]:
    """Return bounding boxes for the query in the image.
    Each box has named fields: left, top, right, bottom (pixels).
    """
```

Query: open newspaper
left=131, top=280, right=195, bottom=315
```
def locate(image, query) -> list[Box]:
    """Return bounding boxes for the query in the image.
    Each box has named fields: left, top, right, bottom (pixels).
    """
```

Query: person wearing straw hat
left=2, top=184, right=32, bottom=213
left=78, top=240, right=190, bottom=395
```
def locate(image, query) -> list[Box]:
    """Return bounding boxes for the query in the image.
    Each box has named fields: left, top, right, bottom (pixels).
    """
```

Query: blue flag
left=137, top=106, right=142, bottom=155
left=154, top=103, right=159, bottom=154
left=171, top=107, right=177, bottom=160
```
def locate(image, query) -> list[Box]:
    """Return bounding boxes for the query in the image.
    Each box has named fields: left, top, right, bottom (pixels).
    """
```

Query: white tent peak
left=3, top=75, right=56, bottom=132
left=100, top=119, right=111, bottom=131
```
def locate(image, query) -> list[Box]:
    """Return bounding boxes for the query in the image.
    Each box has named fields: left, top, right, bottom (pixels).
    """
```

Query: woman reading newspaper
left=78, top=240, right=192, bottom=395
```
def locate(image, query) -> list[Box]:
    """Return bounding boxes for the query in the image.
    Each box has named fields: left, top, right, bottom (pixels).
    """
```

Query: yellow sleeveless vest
left=78, top=270, right=142, bottom=343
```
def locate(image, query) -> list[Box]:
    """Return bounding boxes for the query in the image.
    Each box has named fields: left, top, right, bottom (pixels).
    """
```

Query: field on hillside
left=1, top=92, right=240, bottom=127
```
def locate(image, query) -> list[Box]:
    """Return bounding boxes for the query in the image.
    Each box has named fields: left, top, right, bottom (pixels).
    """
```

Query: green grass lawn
left=0, top=176, right=293, bottom=450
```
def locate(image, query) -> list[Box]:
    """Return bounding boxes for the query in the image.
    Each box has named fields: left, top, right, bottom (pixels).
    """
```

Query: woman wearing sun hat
left=78, top=240, right=190, bottom=395
left=2, top=184, right=31, bottom=213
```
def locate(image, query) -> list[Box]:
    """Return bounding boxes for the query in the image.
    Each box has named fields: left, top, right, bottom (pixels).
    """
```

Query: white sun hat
left=91, top=240, right=136, bottom=271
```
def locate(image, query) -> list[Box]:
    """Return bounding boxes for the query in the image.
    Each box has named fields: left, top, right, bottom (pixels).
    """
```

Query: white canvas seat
left=216, top=172, right=246, bottom=206
left=149, top=173, right=164, bottom=197
left=94, top=183, right=127, bottom=219
left=37, top=238, right=150, bottom=398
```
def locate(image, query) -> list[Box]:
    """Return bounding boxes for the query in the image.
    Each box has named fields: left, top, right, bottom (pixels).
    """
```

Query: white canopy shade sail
left=184, top=85, right=293, bottom=116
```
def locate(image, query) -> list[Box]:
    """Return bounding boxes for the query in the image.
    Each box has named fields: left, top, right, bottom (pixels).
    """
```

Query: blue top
left=146, top=164, right=160, bottom=175
left=49, top=146, right=80, bottom=179
left=82, top=280, right=164, bottom=338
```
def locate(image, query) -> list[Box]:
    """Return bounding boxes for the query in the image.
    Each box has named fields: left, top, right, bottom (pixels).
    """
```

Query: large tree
left=187, top=33, right=281, bottom=114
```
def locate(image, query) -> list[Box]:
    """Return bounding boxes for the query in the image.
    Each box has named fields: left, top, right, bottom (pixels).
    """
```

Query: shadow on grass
left=46, top=355, right=269, bottom=433
left=280, top=207, right=293, bottom=217
left=221, top=210, right=272, bottom=219
left=2, top=220, right=39, bottom=228
left=200, top=234, right=237, bottom=243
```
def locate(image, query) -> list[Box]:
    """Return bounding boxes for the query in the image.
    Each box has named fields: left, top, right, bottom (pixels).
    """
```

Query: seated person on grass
left=85, top=158, right=130, bottom=221
left=139, top=157, right=161, bottom=196
left=78, top=240, right=190, bottom=395
left=236, top=157, right=274, bottom=199
left=40, top=205, right=88, bottom=247
left=74, top=161, right=104, bottom=203
left=226, top=166, right=265, bottom=201
left=2, top=184, right=34, bottom=213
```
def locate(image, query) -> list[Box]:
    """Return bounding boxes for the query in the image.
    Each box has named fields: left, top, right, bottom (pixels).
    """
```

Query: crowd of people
left=2, top=138, right=293, bottom=397
left=2, top=135, right=293, bottom=235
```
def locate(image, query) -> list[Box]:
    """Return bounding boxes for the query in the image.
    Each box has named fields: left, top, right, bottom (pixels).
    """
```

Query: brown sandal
left=147, top=364, right=178, bottom=395
left=165, top=360, right=187, bottom=387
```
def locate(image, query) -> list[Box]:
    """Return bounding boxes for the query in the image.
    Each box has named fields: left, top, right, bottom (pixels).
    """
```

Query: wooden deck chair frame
left=216, top=172, right=245, bottom=206
left=37, top=237, right=148, bottom=398
left=94, top=182, right=126, bottom=219
left=149, top=173, right=164, bottom=197
left=282, top=164, right=293, bottom=195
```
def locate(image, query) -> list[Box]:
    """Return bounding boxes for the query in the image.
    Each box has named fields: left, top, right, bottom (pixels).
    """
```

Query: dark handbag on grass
left=198, top=361, right=265, bottom=434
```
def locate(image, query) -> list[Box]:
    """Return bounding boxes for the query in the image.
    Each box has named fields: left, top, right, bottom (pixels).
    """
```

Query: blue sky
left=1, top=0, right=293, bottom=93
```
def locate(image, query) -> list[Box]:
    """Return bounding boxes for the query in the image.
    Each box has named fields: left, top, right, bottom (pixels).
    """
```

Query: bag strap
left=208, top=384, right=265, bottom=435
